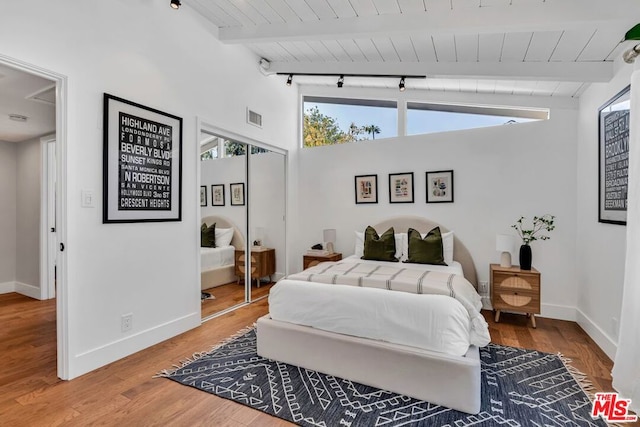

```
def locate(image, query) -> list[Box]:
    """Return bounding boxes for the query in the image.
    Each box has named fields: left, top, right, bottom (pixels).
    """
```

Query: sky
left=304, top=101, right=536, bottom=140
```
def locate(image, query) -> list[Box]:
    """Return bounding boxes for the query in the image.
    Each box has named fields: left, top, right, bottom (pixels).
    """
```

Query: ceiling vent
left=247, top=108, right=262, bottom=128
left=26, top=84, right=56, bottom=106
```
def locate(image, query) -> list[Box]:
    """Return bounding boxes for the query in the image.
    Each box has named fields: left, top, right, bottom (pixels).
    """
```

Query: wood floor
left=0, top=292, right=626, bottom=427
left=201, top=281, right=273, bottom=319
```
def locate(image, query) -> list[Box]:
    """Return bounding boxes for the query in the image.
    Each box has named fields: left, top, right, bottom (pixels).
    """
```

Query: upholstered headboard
left=202, top=215, right=245, bottom=250
left=372, top=216, right=478, bottom=289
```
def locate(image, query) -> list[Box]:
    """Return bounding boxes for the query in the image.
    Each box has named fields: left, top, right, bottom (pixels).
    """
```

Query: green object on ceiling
left=625, top=24, right=640, bottom=41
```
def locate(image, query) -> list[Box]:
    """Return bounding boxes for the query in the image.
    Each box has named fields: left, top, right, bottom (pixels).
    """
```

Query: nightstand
left=303, top=252, right=342, bottom=270
left=235, top=247, right=276, bottom=287
left=491, top=264, right=540, bottom=328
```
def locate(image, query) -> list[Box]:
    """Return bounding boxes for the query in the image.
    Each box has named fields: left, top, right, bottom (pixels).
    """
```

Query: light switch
left=81, top=189, right=95, bottom=208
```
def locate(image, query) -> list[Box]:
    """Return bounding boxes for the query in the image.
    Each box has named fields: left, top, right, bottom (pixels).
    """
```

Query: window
left=303, top=96, right=397, bottom=147
left=406, top=102, right=548, bottom=136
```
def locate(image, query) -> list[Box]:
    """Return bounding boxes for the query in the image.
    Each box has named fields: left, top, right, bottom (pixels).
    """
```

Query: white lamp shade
left=323, top=229, right=336, bottom=243
left=496, top=234, right=515, bottom=252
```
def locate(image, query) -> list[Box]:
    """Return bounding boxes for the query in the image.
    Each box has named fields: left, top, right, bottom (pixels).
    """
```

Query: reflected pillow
left=215, top=227, right=234, bottom=247
left=362, top=226, right=398, bottom=262
left=405, top=227, right=447, bottom=265
left=201, top=223, right=216, bottom=248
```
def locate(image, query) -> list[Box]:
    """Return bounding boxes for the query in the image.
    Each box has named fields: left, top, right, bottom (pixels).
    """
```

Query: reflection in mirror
left=248, top=147, right=286, bottom=302
left=199, top=133, right=249, bottom=319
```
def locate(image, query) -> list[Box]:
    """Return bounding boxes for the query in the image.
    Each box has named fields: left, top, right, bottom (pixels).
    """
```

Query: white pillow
left=401, top=229, right=454, bottom=265
left=354, top=230, right=404, bottom=261
left=215, top=227, right=234, bottom=247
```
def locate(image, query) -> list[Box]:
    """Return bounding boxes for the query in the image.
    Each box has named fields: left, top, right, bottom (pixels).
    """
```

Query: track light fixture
left=623, top=44, right=640, bottom=64
left=170, top=0, right=181, bottom=9
left=275, top=73, right=425, bottom=90
left=286, top=74, right=293, bottom=86
left=337, top=75, right=344, bottom=88
left=399, top=77, right=406, bottom=92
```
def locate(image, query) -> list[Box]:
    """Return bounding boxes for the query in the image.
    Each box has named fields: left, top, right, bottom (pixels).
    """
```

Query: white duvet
left=200, top=245, right=234, bottom=271
left=269, top=258, right=490, bottom=356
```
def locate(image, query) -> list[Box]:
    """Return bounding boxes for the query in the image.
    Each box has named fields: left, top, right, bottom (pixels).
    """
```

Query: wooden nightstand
left=235, top=247, right=276, bottom=287
left=303, top=252, right=342, bottom=270
left=491, top=264, right=540, bottom=328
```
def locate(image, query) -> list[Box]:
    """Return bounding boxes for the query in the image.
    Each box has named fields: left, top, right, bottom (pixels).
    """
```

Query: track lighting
left=623, top=44, right=640, bottom=64
left=337, top=75, right=344, bottom=88
left=286, top=74, right=293, bottom=86
left=170, top=0, right=181, bottom=9
left=399, top=77, right=406, bottom=92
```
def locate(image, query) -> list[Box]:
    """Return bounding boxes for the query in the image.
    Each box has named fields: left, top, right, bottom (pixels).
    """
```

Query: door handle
left=60, top=243, right=65, bottom=252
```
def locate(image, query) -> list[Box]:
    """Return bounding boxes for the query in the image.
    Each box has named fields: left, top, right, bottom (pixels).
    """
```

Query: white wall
left=296, top=87, right=579, bottom=321
left=0, top=140, right=17, bottom=289
left=15, top=137, right=41, bottom=291
left=576, top=60, right=633, bottom=359
left=201, top=155, right=247, bottom=235
left=0, top=1, right=297, bottom=378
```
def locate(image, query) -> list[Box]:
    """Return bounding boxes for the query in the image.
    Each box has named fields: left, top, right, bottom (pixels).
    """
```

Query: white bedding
left=200, top=245, right=234, bottom=271
left=271, top=258, right=490, bottom=356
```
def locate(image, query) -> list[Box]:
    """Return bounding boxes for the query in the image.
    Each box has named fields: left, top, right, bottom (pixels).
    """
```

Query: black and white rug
left=158, top=327, right=607, bottom=426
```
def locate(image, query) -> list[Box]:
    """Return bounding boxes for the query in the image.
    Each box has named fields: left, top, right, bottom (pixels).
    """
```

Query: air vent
left=247, top=108, right=262, bottom=128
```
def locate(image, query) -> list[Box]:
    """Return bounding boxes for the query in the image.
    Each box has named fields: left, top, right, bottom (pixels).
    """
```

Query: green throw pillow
left=361, top=226, right=398, bottom=262
left=405, top=227, right=447, bottom=265
left=201, top=223, right=216, bottom=248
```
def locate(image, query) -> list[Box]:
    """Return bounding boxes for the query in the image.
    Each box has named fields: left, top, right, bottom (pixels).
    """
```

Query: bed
left=200, top=216, right=244, bottom=291
left=257, top=216, right=488, bottom=414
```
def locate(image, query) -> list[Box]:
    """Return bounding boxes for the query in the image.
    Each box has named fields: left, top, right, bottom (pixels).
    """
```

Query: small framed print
left=426, top=170, right=454, bottom=203
left=211, top=184, right=225, bottom=206
left=200, top=186, right=207, bottom=207
left=389, top=172, right=414, bottom=203
left=230, top=182, right=245, bottom=206
left=354, top=174, right=378, bottom=204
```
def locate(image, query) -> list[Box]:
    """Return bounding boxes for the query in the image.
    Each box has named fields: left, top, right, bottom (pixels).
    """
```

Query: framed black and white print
left=230, top=183, right=245, bottom=206
left=211, top=184, right=225, bottom=206
left=354, top=174, right=378, bottom=204
left=200, top=186, right=207, bottom=207
left=426, top=170, right=454, bottom=203
left=103, top=93, right=182, bottom=223
left=389, top=172, right=414, bottom=203
left=598, top=85, right=630, bottom=225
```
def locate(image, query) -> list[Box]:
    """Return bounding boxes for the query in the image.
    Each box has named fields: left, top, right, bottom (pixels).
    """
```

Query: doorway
left=0, top=53, right=68, bottom=379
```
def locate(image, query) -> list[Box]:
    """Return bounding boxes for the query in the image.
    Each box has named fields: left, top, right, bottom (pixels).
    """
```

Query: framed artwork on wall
left=354, top=174, right=378, bottom=204
left=389, top=172, right=414, bottom=203
left=598, top=85, right=630, bottom=225
left=230, top=182, right=245, bottom=206
left=103, top=93, right=182, bottom=223
left=211, top=184, right=225, bottom=206
left=426, top=170, right=454, bottom=203
left=200, top=186, right=207, bottom=206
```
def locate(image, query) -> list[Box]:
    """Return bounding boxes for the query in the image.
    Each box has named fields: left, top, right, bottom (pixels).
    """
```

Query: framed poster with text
left=103, top=94, right=182, bottom=223
left=598, top=85, right=630, bottom=225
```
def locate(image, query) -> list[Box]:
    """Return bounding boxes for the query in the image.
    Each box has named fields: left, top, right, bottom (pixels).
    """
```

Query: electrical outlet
left=479, top=281, right=489, bottom=294
left=121, top=313, right=133, bottom=332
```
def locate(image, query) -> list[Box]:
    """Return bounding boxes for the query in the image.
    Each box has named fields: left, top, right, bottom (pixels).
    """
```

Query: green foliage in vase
left=511, top=214, right=556, bottom=245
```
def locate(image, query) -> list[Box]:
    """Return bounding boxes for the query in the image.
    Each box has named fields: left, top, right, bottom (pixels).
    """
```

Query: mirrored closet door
left=199, top=125, right=286, bottom=320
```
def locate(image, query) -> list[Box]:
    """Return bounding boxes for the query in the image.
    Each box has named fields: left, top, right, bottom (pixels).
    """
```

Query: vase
left=519, top=244, right=532, bottom=270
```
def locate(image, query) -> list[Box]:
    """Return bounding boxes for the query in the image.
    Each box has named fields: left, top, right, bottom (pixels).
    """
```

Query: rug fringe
left=557, top=353, right=625, bottom=427
left=154, top=324, right=255, bottom=378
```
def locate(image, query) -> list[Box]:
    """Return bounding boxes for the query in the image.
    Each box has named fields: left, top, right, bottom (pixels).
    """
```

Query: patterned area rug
left=158, top=327, right=607, bottom=426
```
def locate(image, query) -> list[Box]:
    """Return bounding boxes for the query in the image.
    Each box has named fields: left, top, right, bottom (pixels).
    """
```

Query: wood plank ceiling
left=188, top=0, right=640, bottom=97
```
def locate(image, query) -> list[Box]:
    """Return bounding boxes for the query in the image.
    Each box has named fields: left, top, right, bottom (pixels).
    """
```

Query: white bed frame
left=201, top=216, right=244, bottom=291
left=257, top=216, right=482, bottom=414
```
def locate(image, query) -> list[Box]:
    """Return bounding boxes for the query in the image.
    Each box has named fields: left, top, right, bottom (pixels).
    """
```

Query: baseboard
left=0, top=281, right=15, bottom=294
left=576, top=308, right=618, bottom=361
left=480, top=296, right=492, bottom=310
left=69, top=311, right=201, bottom=379
left=540, top=303, right=577, bottom=322
left=15, top=281, right=42, bottom=300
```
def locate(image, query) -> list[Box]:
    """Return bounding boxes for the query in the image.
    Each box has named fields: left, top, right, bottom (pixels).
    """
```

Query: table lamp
left=496, top=234, right=515, bottom=268
left=323, top=229, right=336, bottom=254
